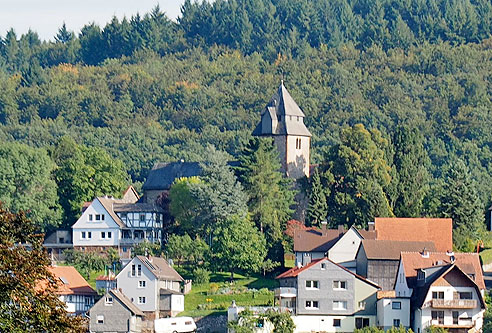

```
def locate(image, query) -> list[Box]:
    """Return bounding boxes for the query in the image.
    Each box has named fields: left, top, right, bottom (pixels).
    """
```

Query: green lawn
left=480, top=248, right=492, bottom=266
left=181, top=272, right=276, bottom=317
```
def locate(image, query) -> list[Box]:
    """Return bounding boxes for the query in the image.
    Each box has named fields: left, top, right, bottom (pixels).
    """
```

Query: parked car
left=154, top=317, right=197, bottom=333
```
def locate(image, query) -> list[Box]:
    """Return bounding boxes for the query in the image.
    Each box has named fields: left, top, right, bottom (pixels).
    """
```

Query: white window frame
left=305, top=300, right=319, bottom=309
left=97, top=315, right=104, bottom=324
left=138, top=296, right=146, bottom=304
left=333, top=280, right=347, bottom=290
left=81, top=231, right=86, bottom=239
left=333, top=300, right=347, bottom=310
left=101, top=232, right=106, bottom=239
left=105, top=296, right=113, bottom=305
left=138, top=280, right=146, bottom=288
left=107, top=231, right=112, bottom=238
left=87, top=231, right=92, bottom=239
left=88, top=214, right=93, bottom=222
left=305, top=280, right=319, bottom=289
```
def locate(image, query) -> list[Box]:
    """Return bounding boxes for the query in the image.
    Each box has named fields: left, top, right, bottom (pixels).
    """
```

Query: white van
left=154, top=317, right=197, bottom=333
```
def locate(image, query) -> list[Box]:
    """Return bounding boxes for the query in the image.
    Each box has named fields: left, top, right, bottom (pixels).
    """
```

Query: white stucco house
left=116, top=255, right=186, bottom=319
left=393, top=251, right=486, bottom=333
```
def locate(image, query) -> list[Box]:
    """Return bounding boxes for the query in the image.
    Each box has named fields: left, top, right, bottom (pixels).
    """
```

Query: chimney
left=368, top=221, right=375, bottom=231
left=321, top=221, right=328, bottom=237
left=337, top=225, right=345, bottom=237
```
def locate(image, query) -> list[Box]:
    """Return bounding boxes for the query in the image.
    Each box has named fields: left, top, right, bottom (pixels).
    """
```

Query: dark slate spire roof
left=252, top=82, right=311, bottom=137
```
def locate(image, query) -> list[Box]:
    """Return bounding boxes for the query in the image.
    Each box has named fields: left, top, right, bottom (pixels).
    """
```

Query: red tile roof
left=46, top=266, right=97, bottom=296
left=400, top=252, right=485, bottom=290
left=374, top=218, right=452, bottom=252
left=276, top=257, right=380, bottom=289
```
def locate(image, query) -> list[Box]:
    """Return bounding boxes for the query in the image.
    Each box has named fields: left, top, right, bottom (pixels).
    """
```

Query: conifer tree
left=237, top=138, right=295, bottom=262
left=307, top=168, right=329, bottom=227
left=441, top=159, right=485, bottom=250
left=192, top=145, right=248, bottom=239
left=391, top=125, right=431, bottom=217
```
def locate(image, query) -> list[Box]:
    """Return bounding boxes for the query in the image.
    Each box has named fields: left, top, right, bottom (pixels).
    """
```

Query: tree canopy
left=0, top=207, right=85, bottom=332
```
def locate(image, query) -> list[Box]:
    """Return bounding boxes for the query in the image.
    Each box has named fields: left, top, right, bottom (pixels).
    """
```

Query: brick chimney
left=368, top=221, right=375, bottom=231
left=337, top=225, right=345, bottom=237
left=320, top=221, right=328, bottom=237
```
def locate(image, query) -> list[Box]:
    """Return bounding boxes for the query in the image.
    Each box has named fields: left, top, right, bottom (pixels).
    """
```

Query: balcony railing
left=274, top=287, right=297, bottom=298
left=431, top=299, right=477, bottom=309
left=426, top=318, right=475, bottom=329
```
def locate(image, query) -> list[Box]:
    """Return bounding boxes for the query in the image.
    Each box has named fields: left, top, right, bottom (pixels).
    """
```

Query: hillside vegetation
left=0, top=1, right=492, bottom=248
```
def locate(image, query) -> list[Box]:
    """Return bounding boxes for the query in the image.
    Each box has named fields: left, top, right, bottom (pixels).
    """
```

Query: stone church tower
left=252, top=82, right=312, bottom=179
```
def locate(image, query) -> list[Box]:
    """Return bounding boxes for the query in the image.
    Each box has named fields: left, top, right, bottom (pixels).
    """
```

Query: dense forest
left=1, top=0, right=492, bottom=249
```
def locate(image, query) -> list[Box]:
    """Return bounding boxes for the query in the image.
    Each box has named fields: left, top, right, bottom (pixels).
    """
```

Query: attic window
left=97, top=315, right=104, bottom=324
left=105, top=296, right=113, bottom=305
left=59, top=277, right=69, bottom=285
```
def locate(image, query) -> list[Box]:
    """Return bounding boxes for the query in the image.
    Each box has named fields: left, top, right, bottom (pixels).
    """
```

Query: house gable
left=72, top=198, right=121, bottom=230
left=394, top=258, right=412, bottom=297
left=116, top=257, right=158, bottom=312
left=328, top=226, right=364, bottom=265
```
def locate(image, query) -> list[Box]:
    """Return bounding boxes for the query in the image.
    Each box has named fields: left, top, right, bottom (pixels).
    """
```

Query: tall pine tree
left=307, top=168, right=329, bottom=227
left=391, top=125, right=431, bottom=217
left=237, top=138, right=295, bottom=262
left=441, top=159, right=485, bottom=250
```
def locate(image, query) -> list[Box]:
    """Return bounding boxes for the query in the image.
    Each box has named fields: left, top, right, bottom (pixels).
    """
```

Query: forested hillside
left=1, top=0, right=492, bottom=243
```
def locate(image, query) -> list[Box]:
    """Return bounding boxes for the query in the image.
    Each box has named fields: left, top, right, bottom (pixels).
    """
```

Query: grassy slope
left=181, top=272, right=277, bottom=317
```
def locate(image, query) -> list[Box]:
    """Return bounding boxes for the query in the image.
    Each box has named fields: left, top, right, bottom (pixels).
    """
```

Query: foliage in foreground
left=0, top=206, right=85, bottom=332
left=228, top=308, right=295, bottom=333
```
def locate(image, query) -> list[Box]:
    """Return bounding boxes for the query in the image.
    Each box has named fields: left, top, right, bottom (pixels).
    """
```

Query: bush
left=209, top=283, right=219, bottom=294
left=193, top=267, right=210, bottom=284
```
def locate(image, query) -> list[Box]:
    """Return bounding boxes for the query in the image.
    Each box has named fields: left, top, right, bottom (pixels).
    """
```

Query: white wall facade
left=394, top=260, right=413, bottom=298
left=171, top=295, right=185, bottom=315
left=72, top=199, right=120, bottom=247
left=286, top=135, right=310, bottom=179
left=416, top=286, right=484, bottom=332
left=292, top=315, right=376, bottom=333
left=328, top=227, right=362, bottom=265
left=376, top=298, right=411, bottom=330
left=117, top=258, right=158, bottom=313
left=295, top=251, right=325, bottom=267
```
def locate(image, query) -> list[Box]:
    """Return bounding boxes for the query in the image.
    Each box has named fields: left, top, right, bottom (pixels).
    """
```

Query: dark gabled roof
left=136, top=256, right=184, bottom=282
left=160, top=288, right=184, bottom=296
left=276, top=257, right=380, bottom=289
left=252, top=82, right=311, bottom=137
left=113, top=202, right=164, bottom=213
left=293, top=228, right=342, bottom=252
left=142, top=162, right=201, bottom=191
left=97, top=197, right=126, bottom=228
left=412, top=264, right=486, bottom=309
left=109, top=289, right=145, bottom=316
left=361, top=240, right=436, bottom=260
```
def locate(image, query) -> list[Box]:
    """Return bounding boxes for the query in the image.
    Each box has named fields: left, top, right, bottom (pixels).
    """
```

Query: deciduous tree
left=0, top=207, right=85, bottom=332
